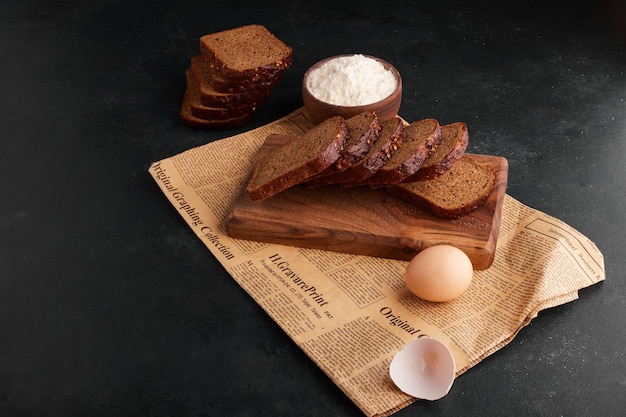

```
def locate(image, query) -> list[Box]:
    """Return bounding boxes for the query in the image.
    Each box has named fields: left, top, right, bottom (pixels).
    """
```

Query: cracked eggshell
left=389, top=337, right=456, bottom=400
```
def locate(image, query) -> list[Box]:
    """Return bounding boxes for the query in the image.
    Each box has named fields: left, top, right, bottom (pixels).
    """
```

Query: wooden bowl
left=302, top=54, right=402, bottom=125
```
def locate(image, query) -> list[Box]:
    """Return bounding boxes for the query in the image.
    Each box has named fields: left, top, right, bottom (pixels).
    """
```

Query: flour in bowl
left=305, top=54, right=397, bottom=106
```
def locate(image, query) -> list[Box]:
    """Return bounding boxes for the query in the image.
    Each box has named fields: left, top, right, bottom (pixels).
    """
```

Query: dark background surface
left=1, top=1, right=625, bottom=416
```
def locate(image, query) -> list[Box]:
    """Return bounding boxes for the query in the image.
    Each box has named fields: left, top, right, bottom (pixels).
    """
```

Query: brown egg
left=405, top=245, right=473, bottom=302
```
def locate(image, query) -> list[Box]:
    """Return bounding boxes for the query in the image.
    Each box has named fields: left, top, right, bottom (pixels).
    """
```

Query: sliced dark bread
left=185, top=70, right=256, bottom=120
left=359, top=118, right=442, bottom=188
left=308, top=111, right=382, bottom=181
left=181, top=25, right=291, bottom=130
left=306, top=117, right=405, bottom=188
left=246, top=116, right=348, bottom=201
left=193, top=52, right=284, bottom=94
left=208, top=62, right=284, bottom=93
left=189, top=55, right=269, bottom=108
left=387, top=154, right=496, bottom=218
left=200, top=25, right=292, bottom=82
left=179, top=85, right=253, bottom=130
left=403, top=121, right=469, bottom=182
left=334, top=111, right=382, bottom=172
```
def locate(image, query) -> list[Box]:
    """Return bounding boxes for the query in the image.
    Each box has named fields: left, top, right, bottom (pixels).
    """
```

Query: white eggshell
left=405, top=245, right=473, bottom=302
left=389, top=337, right=456, bottom=400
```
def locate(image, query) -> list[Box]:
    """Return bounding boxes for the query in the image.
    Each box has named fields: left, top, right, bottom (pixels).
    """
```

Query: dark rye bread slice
left=246, top=116, right=348, bottom=201
left=359, top=118, right=442, bottom=188
left=306, top=117, right=405, bottom=188
left=194, top=53, right=284, bottom=94
left=403, top=121, right=469, bottom=182
left=200, top=25, right=292, bottom=82
left=185, top=70, right=255, bottom=120
left=334, top=111, right=382, bottom=172
left=179, top=84, right=253, bottom=130
left=308, top=111, right=381, bottom=181
left=387, top=154, right=496, bottom=218
left=189, top=55, right=270, bottom=108
left=209, top=62, right=284, bottom=93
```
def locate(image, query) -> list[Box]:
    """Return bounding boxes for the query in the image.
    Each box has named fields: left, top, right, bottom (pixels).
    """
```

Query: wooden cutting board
left=225, top=135, right=508, bottom=269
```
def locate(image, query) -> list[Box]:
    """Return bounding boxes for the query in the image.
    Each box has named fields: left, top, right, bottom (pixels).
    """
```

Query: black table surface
left=2, top=1, right=625, bottom=416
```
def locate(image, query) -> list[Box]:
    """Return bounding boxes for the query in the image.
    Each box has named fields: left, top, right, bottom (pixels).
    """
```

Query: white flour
left=305, top=54, right=397, bottom=106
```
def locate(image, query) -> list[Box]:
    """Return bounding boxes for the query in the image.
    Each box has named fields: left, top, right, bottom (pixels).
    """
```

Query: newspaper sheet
left=148, top=107, right=605, bottom=417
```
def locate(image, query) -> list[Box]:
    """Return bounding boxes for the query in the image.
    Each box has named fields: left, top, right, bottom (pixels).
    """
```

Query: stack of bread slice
left=246, top=112, right=497, bottom=219
left=180, top=25, right=292, bottom=129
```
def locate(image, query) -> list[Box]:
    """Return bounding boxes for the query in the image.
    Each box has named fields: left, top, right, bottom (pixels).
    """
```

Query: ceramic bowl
left=302, top=54, right=402, bottom=125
